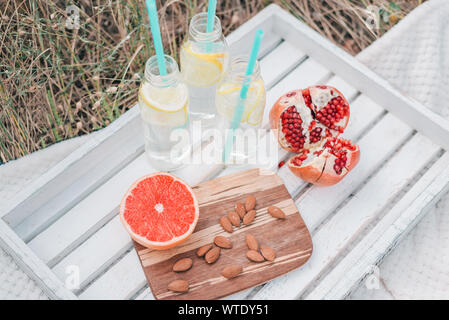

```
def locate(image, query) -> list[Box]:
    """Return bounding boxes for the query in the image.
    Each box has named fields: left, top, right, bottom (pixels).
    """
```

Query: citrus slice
left=246, top=83, right=266, bottom=126
left=138, top=83, right=188, bottom=127
left=120, top=173, right=199, bottom=250
left=216, top=79, right=265, bottom=125
left=180, top=42, right=227, bottom=87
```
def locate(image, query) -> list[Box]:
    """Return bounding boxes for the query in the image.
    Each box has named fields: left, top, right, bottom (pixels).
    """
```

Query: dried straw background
left=0, top=0, right=423, bottom=163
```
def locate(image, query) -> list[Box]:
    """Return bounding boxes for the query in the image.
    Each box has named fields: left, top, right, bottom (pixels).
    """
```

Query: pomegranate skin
left=288, top=144, right=360, bottom=187
left=269, top=89, right=303, bottom=153
left=287, top=159, right=323, bottom=185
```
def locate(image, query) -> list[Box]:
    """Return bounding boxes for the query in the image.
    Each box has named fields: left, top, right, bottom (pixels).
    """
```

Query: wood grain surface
left=134, top=168, right=313, bottom=300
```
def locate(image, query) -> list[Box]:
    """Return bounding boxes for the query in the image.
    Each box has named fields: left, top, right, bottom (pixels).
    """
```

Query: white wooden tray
left=2, top=4, right=449, bottom=300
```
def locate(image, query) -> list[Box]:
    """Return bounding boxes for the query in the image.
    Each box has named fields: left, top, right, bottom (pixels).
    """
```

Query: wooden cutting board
left=134, top=168, right=313, bottom=300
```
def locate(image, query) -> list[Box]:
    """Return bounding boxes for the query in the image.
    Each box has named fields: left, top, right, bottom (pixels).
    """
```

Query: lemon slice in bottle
left=246, top=81, right=266, bottom=126
left=138, top=82, right=188, bottom=127
left=216, top=79, right=265, bottom=125
left=180, top=42, right=228, bottom=87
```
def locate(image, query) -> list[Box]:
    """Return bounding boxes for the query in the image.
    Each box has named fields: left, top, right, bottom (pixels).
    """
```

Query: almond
left=205, top=246, right=221, bottom=264
left=197, top=244, right=213, bottom=257
left=245, top=234, right=259, bottom=251
left=227, top=211, right=241, bottom=227
left=214, top=235, right=232, bottom=249
left=243, top=209, right=256, bottom=225
left=268, top=206, right=286, bottom=219
left=168, top=279, right=189, bottom=293
left=260, top=246, right=276, bottom=261
left=246, top=250, right=265, bottom=262
left=245, top=195, right=256, bottom=211
left=235, top=202, right=246, bottom=218
left=221, top=265, right=243, bottom=279
left=220, top=216, right=233, bottom=233
left=172, top=258, right=193, bottom=272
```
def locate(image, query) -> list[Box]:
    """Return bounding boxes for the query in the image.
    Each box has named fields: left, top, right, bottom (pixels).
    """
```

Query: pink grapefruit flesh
left=119, top=173, right=199, bottom=250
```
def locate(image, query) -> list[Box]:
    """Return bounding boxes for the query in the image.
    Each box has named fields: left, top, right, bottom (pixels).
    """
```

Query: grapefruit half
left=119, top=173, right=199, bottom=250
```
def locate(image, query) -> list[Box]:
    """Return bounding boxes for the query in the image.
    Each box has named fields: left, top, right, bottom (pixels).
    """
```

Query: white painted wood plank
left=135, top=287, right=154, bottom=300
left=326, top=76, right=359, bottom=101
left=78, top=250, right=145, bottom=300
left=226, top=5, right=281, bottom=58
left=0, top=220, right=77, bottom=300
left=259, top=41, right=306, bottom=87
left=28, top=155, right=153, bottom=266
left=252, top=133, right=441, bottom=299
left=300, top=113, right=413, bottom=233
left=306, top=152, right=449, bottom=300
left=8, top=107, right=143, bottom=239
left=51, top=216, right=132, bottom=290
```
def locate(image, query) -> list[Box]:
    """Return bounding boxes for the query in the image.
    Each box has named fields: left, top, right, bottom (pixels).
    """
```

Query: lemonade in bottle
left=180, top=12, right=229, bottom=128
left=216, top=55, right=266, bottom=130
left=139, top=55, right=190, bottom=171
left=216, top=55, right=266, bottom=164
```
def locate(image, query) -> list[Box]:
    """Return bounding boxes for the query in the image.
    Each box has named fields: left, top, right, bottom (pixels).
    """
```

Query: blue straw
left=205, top=0, right=217, bottom=52
left=145, top=0, right=167, bottom=76
left=206, top=0, right=217, bottom=33
left=223, top=29, right=264, bottom=163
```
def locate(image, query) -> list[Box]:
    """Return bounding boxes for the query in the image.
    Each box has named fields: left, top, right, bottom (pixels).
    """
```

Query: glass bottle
left=138, top=55, right=191, bottom=171
left=215, top=55, right=266, bottom=165
left=180, top=12, right=230, bottom=129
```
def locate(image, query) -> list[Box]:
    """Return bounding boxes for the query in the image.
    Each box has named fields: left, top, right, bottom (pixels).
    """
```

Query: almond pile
left=219, top=195, right=258, bottom=233
left=167, top=195, right=287, bottom=294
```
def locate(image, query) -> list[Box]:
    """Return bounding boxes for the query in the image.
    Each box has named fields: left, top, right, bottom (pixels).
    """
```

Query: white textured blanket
left=0, top=0, right=448, bottom=299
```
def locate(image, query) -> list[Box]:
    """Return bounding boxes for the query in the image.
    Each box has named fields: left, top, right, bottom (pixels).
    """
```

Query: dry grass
left=0, top=0, right=423, bottom=163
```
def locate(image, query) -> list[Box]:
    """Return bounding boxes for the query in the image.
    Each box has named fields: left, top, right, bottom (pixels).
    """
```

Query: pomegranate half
left=288, top=137, right=360, bottom=186
left=270, top=85, right=350, bottom=153
left=270, top=85, right=360, bottom=186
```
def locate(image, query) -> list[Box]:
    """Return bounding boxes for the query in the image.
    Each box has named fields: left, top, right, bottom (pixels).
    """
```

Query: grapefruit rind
left=119, top=172, right=199, bottom=250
